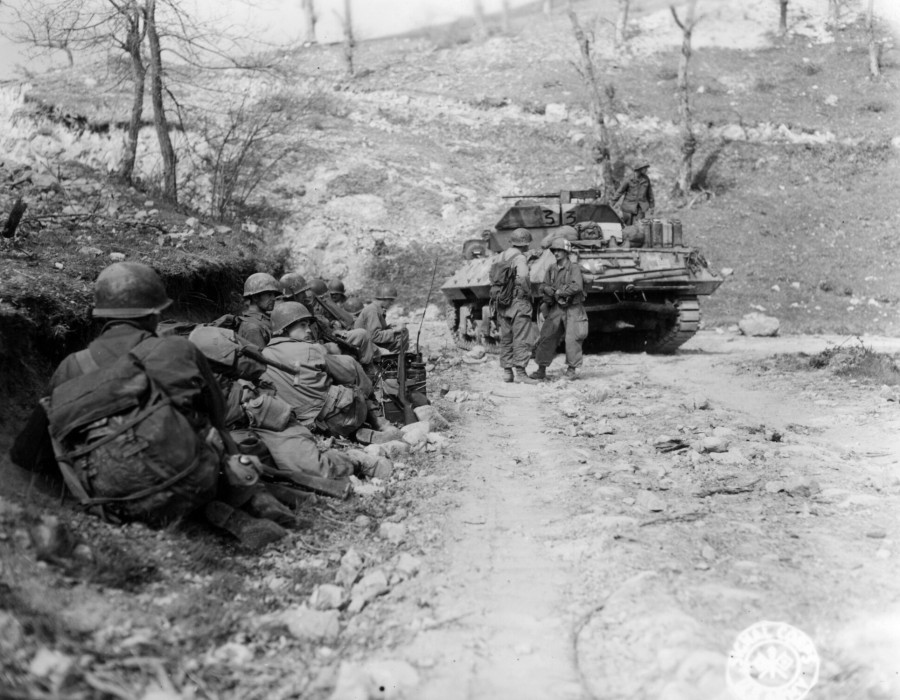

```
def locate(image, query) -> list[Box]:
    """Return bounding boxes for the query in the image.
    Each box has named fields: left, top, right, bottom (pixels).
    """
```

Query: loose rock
left=310, top=584, right=348, bottom=611
left=281, top=606, right=340, bottom=642
left=738, top=312, right=780, bottom=337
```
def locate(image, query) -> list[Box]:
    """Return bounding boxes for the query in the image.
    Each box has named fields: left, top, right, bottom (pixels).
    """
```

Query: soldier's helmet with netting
left=93, top=262, right=172, bottom=318
left=510, top=228, right=531, bottom=247
left=243, top=272, right=281, bottom=298
left=279, top=273, right=308, bottom=298
left=375, top=284, right=398, bottom=300
left=308, top=278, right=329, bottom=297
left=271, top=302, right=313, bottom=335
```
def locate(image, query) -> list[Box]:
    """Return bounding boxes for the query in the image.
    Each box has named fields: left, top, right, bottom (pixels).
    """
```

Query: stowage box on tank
left=441, top=188, right=724, bottom=354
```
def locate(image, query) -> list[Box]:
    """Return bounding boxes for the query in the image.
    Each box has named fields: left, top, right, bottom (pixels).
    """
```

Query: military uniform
left=355, top=301, right=407, bottom=354
left=535, top=255, right=588, bottom=373
left=263, top=337, right=372, bottom=438
left=237, top=307, right=273, bottom=349
left=495, top=246, right=536, bottom=371
left=612, top=166, right=654, bottom=226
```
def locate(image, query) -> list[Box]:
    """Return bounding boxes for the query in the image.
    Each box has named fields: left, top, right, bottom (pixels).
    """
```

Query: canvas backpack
left=44, top=339, right=217, bottom=525
left=489, top=256, right=518, bottom=307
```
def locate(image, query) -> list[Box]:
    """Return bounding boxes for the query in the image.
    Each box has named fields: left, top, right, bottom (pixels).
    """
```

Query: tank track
left=454, top=333, right=502, bottom=355
left=644, top=296, right=700, bottom=354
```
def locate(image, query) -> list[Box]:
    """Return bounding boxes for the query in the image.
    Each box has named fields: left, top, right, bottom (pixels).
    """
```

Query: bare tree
left=778, top=0, right=788, bottom=36
left=301, top=0, right=316, bottom=44
left=473, top=0, right=488, bottom=39
left=566, top=6, right=614, bottom=198
left=341, top=0, right=354, bottom=76
left=670, top=1, right=699, bottom=198
left=615, top=0, right=630, bottom=48
left=827, top=0, right=841, bottom=28
left=119, top=1, right=146, bottom=183
left=145, top=0, right=176, bottom=201
left=866, top=0, right=881, bottom=77
left=4, top=0, right=269, bottom=202
left=543, top=0, right=553, bottom=15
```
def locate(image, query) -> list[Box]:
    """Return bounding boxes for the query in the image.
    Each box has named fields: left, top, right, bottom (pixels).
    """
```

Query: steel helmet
left=375, top=284, right=398, bottom=300
left=510, top=228, right=531, bottom=247
left=243, top=272, right=280, bottom=298
left=271, top=301, right=313, bottom=335
left=308, top=278, right=329, bottom=297
left=327, top=278, right=346, bottom=296
left=633, top=160, right=650, bottom=171
left=344, top=297, right=365, bottom=315
left=93, top=262, right=172, bottom=318
left=549, top=239, right=572, bottom=253
left=280, top=272, right=308, bottom=298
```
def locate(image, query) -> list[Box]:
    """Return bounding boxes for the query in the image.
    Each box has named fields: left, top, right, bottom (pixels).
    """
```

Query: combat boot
left=203, top=501, right=287, bottom=550
left=345, top=449, right=393, bottom=479
left=529, top=365, right=547, bottom=381
left=565, top=366, right=578, bottom=381
left=245, top=489, right=296, bottom=527
left=502, top=367, right=514, bottom=383
left=515, top=367, right=538, bottom=385
left=355, top=426, right=403, bottom=445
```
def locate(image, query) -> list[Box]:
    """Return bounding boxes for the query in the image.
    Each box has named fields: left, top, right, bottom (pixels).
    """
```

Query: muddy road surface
left=359, top=330, right=900, bottom=700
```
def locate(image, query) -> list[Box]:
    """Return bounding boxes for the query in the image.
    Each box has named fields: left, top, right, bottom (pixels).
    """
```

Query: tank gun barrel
left=501, top=188, right=602, bottom=201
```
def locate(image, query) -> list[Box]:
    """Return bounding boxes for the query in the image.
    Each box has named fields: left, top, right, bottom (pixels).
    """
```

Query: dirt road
left=364, top=330, right=900, bottom=700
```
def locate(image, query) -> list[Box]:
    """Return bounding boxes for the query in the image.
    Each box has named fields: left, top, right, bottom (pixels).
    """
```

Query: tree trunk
left=342, top=0, right=354, bottom=76
left=567, top=8, right=613, bottom=199
left=119, top=8, right=146, bottom=184
left=473, top=0, right=488, bottom=39
left=828, top=0, right=840, bottom=28
left=145, top=0, right=177, bottom=202
left=779, top=0, right=788, bottom=35
left=501, top=0, right=510, bottom=34
left=543, top=0, right=553, bottom=15
left=301, top=0, right=317, bottom=43
left=671, top=1, right=698, bottom=198
left=867, top=0, right=881, bottom=77
left=615, top=0, right=630, bottom=48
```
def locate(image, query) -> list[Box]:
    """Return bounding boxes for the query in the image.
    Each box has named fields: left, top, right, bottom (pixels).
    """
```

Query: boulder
left=738, top=312, right=780, bottom=337
left=281, top=606, right=340, bottom=643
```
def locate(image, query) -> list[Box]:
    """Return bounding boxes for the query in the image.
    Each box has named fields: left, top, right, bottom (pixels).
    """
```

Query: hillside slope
left=1, top=0, right=898, bottom=338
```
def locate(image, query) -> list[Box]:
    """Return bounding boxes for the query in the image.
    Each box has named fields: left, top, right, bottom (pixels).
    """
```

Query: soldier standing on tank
left=237, top=272, right=281, bottom=348
left=611, top=160, right=655, bottom=226
left=531, top=239, right=588, bottom=381
left=496, top=228, right=538, bottom=384
left=355, top=284, right=409, bottom=354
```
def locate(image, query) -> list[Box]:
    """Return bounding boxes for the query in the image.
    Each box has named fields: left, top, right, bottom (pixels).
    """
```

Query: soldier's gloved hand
left=323, top=342, right=341, bottom=354
left=539, top=302, right=550, bottom=318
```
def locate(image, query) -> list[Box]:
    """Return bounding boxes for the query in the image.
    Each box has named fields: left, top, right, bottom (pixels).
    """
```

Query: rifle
left=260, top=465, right=351, bottom=500
left=416, top=258, right=439, bottom=357
left=395, top=332, right=417, bottom=425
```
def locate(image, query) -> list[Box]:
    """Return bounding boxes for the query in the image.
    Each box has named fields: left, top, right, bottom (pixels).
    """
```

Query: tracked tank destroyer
left=441, top=188, right=723, bottom=354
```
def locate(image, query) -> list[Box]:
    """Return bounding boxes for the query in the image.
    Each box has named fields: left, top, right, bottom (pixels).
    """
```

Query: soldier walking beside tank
left=531, top=239, right=588, bottom=381
left=611, top=161, right=654, bottom=226
left=495, top=228, right=538, bottom=384
left=237, top=272, right=281, bottom=348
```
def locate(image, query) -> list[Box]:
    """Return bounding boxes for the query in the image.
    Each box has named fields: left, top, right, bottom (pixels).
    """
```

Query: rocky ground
left=3, top=327, right=899, bottom=700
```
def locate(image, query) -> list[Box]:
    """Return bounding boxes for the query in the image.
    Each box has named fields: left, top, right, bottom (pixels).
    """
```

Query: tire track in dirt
left=401, top=366, right=586, bottom=700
